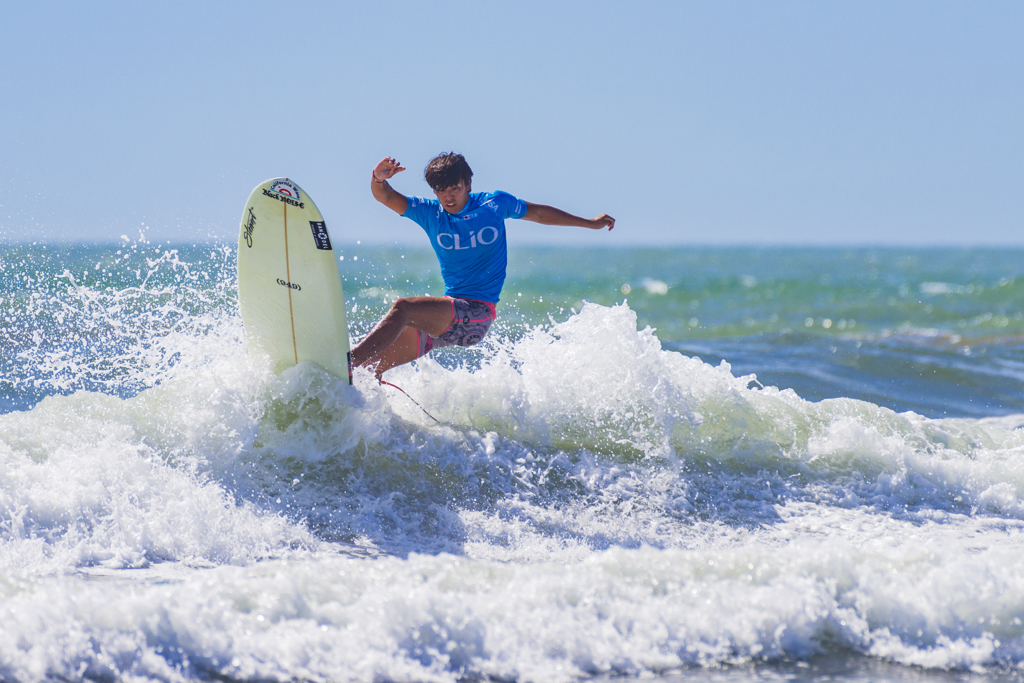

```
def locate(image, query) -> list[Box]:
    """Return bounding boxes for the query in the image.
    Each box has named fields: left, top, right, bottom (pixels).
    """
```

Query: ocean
left=2, top=241, right=1024, bottom=682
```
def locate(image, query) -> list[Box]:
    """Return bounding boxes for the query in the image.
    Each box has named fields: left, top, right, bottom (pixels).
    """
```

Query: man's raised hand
left=373, top=157, right=406, bottom=183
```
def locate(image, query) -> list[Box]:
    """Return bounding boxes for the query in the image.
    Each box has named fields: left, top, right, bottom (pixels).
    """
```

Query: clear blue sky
left=2, top=1, right=1022, bottom=246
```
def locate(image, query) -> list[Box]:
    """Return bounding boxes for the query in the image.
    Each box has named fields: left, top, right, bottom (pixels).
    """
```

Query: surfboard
left=237, top=178, right=351, bottom=383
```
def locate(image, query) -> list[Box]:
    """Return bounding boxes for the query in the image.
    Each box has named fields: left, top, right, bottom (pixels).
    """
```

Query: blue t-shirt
left=403, top=191, right=527, bottom=303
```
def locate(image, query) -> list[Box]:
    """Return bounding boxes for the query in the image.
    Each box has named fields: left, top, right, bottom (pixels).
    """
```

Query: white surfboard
left=237, top=178, right=351, bottom=383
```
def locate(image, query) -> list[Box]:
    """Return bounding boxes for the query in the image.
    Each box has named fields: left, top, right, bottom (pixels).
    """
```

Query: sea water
left=2, top=240, right=1024, bottom=682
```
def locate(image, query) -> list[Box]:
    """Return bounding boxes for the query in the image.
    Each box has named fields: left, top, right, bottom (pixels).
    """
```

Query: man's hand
left=373, top=157, right=406, bottom=183
left=588, top=214, right=615, bottom=231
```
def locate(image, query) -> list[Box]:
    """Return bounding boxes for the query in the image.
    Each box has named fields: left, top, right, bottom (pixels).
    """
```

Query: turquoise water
left=9, top=243, right=1020, bottom=416
left=2, top=241, right=1024, bottom=682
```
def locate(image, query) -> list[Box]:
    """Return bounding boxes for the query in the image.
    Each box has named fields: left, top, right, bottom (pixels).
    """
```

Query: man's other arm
left=521, top=202, right=615, bottom=231
left=371, top=156, right=410, bottom=215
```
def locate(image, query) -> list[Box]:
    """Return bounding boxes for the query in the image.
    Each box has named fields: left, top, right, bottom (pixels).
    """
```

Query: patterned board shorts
left=416, top=298, right=497, bottom=359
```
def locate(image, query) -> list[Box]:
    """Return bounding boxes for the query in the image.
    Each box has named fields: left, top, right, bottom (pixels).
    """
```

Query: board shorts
left=416, top=298, right=497, bottom=359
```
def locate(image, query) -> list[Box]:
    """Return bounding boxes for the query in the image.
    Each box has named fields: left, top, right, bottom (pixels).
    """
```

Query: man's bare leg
left=351, top=296, right=454, bottom=375
left=359, top=326, right=420, bottom=378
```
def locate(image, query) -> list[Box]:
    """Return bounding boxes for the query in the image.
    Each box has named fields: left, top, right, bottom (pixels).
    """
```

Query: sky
left=1, top=0, right=1022, bottom=246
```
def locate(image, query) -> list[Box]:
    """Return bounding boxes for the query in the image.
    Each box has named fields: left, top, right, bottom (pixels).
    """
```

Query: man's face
left=434, top=180, right=471, bottom=214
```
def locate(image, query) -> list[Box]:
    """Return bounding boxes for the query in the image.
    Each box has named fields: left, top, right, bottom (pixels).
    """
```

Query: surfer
left=351, top=153, right=614, bottom=378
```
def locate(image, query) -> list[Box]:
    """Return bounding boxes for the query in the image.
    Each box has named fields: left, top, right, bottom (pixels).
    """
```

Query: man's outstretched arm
left=521, top=202, right=615, bottom=231
left=371, top=156, right=409, bottom=215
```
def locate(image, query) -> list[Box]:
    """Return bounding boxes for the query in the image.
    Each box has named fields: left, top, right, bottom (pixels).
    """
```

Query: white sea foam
left=5, top=278, right=1024, bottom=679
left=3, top=531, right=1024, bottom=682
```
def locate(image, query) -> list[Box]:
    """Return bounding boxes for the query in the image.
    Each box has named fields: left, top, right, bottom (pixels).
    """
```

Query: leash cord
left=379, top=380, right=440, bottom=424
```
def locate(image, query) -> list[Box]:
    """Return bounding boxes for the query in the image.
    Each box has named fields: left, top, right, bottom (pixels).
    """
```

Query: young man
left=351, top=152, right=615, bottom=378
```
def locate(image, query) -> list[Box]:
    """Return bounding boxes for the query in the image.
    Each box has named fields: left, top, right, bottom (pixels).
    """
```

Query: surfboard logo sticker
left=309, top=221, right=332, bottom=251
left=269, top=179, right=301, bottom=201
left=263, top=179, right=306, bottom=208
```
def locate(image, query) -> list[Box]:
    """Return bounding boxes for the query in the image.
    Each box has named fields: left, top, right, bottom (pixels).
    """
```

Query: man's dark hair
left=424, top=152, right=473, bottom=191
